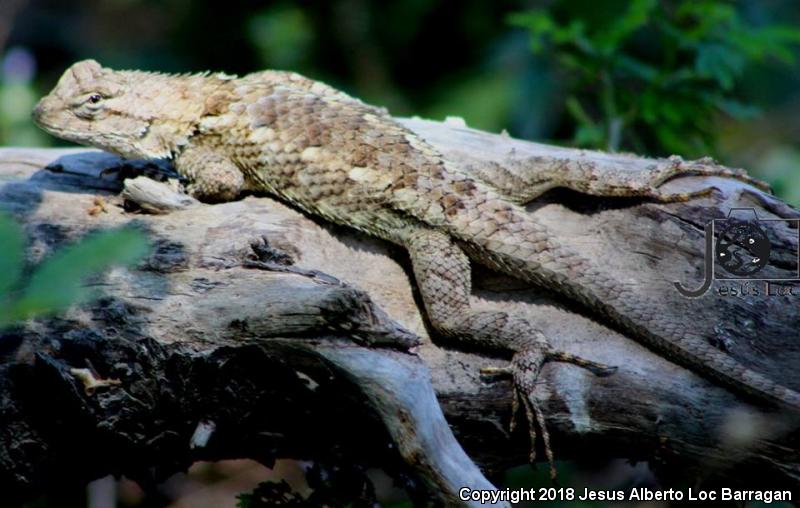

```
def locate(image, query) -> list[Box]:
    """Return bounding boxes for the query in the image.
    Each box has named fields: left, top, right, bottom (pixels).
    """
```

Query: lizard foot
left=648, top=156, right=772, bottom=203
left=481, top=349, right=616, bottom=480
left=738, top=188, right=800, bottom=226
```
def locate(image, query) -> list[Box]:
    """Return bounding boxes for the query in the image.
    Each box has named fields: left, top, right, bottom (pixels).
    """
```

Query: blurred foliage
left=510, top=0, right=800, bottom=156
left=1, top=1, right=800, bottom=506
left=2, top=0, right=799, bottom=205
left=755, top=147, right=800, bottom=205
left=0, top=213, right=150, bottom=328
left=3, top=1, right=800, bottom=163
left=0, top=47, right=47, bottom=146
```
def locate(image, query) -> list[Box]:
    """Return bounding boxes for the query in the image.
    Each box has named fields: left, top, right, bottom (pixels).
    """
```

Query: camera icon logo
left=715, top=217, right=771, bottom=277
left=674, top=208, right=800, bottom=297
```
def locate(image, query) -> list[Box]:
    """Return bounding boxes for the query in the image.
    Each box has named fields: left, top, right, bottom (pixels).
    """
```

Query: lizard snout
left=31, top=99, right=47, bottom=125
left=31, top=97, right=60, bottom=132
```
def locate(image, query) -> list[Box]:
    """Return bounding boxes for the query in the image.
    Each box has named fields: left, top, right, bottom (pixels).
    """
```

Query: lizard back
left=199, top=74, right=800, bottom=411
left=32, top=61, right=800, bottom=412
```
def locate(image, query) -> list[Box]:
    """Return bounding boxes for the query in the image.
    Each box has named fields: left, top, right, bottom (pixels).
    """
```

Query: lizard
left=32, top=60, right=800, bottom=478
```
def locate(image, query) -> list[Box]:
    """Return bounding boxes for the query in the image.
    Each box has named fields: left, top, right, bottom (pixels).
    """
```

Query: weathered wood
left=0, top=115, right=798, bottom=505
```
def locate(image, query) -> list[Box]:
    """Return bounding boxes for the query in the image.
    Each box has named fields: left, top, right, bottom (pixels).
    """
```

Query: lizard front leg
left=174, top=146, right=246, bottom=202
left=403, top=226, right=615, bottom=478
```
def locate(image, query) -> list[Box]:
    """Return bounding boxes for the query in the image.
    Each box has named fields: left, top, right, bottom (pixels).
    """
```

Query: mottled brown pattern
left=33, top=60, right=800, bottom=475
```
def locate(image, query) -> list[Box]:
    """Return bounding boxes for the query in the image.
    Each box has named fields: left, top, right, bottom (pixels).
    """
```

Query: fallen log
left=0, top=116, right=798, bottom=505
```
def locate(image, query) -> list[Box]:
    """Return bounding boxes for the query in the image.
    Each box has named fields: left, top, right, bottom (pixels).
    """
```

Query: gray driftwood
left=0, top=116, right=798, bottom=506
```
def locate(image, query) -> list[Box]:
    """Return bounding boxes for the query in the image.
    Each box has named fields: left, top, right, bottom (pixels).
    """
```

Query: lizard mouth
left=31, top=105, right=114, bottom=154
left=31, top=97, right=70, bottom=137
left=32, top=99, right=98, bottom=145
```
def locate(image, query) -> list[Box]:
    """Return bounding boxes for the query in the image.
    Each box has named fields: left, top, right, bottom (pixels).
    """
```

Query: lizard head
left=33, top=59, right=209, bottom=160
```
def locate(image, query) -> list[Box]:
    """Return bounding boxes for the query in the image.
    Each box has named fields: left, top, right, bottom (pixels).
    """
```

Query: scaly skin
left=33, top=60, right=800, bottom=477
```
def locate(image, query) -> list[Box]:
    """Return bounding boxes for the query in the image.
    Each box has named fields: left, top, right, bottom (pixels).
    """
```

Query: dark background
left=1, top=1, right=799, bottom=507
left=3, top=0, right=800, bottom=203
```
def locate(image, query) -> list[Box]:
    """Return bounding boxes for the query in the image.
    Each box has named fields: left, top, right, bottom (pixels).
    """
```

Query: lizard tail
left=551, top=257, right=800, bottom=410
left=583, top=278, right=800, bottom=410
left=457, top=215, right=800, bottom=411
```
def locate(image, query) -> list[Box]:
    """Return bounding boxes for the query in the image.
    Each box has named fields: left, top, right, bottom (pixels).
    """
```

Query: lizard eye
left=72, top=93, right=107, bottom=119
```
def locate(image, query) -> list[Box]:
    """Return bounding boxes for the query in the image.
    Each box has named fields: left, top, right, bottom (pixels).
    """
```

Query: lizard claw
left=497, top=348, right=617, bottom=481
left=509, top=349, right=558, bottom=479
left=546, top=350, right=617, bottom=377
left=479, top=364, right=513, bottom=378
left=648, top=156, right=772, bottom=203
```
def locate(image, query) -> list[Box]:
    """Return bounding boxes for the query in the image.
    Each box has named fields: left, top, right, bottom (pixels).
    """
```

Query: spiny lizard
left=33, top=60, right=800, bottom=477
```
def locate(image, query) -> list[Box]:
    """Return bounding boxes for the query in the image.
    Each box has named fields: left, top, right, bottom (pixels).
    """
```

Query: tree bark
left=0, top=117, right=798, bottom=506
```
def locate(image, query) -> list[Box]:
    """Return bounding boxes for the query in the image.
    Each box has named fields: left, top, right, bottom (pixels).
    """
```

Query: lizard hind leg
left=403, top=226, right=616, bottom=479
left=645, top=156, right=772, bottom=202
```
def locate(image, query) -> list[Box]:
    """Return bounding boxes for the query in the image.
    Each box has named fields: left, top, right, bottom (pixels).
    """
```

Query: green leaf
left=248, top=5, right=314, bottom=69
left=639, top=90, right=659, bottom=123
left=573, top=124, right=605, bottom=147
left=615, top=55, right=658, bottom=82
left=511, top=0, right=800, bottom=159
left=508, top=11, right=588, bottom=54
left=507, top=11, right=553, bottom=34
left=695, top=43, right=744, bottom=90
left=564, top=96, right=596, bottom=127
left=731, top=25, right=800, bottom=63
left=425, top=72, right=515, bottom=133
left=556, top=52, right=589, bottom=73
left=6, top=227, right=150, bottom=323
left=677, top=1, right=736, bottom=40
left=0, top=213, right=24, bottom=297
left=597, top=0, right=657, bottom=53
left=656, top=96, right=692, bottom=125
left=553, top=20, right=587, bottom=47
left=655, top=125, right=694, bottom=155
left=715, top=98, right=760, bottom=119
left=507, top=11, right=555, bottom=52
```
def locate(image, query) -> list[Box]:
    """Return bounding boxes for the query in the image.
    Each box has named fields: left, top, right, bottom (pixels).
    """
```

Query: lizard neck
left=120, top=71, right=235, bottom=160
